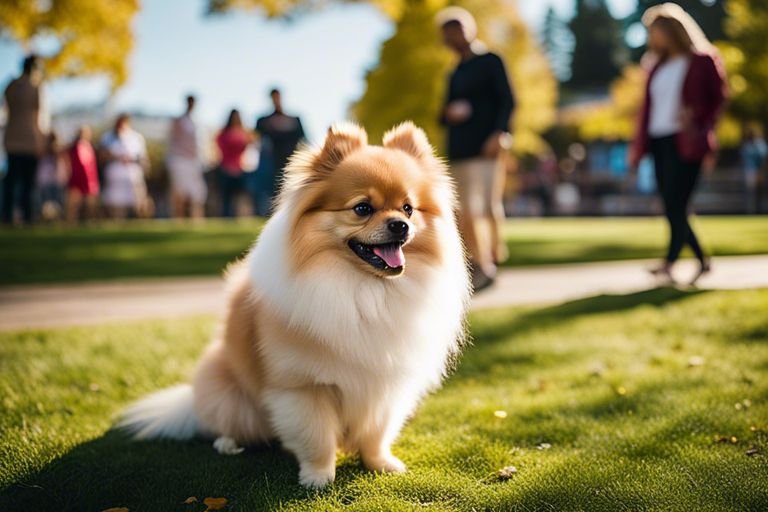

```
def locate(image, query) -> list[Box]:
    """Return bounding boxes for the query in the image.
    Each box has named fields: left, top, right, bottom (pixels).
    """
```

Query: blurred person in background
left=36, top=131, right=68, bottom=220
left=740, top=124, right=766, bottom=214
left=100, top=113, right=150, bottom=219
left=437, top=7, right=515, bottom=291
left=629, top=3, right=727, bottom=286
left=66, top=126, right=99, bottom=223
left=216, top=109, right=253, bottom=218
left=2, top=54, right=47, bottom=225
left=255, top=88, right=305, bottom=213
left=167, top=94, right=206, bottom=219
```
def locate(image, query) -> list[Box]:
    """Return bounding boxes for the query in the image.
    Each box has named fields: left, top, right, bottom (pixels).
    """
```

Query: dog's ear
left=383, top=122, right=434, bottom=162
left=314, top=122, right=367, bottom=173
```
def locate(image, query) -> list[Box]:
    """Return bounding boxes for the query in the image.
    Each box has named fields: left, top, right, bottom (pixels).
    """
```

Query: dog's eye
left=403, top=203, right=413, bottom=217
left=353, top=202, right=374, bottom=217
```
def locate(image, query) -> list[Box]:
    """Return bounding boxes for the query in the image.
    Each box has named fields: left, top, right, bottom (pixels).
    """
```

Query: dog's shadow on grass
left=0, top=430, right=364, bottom=511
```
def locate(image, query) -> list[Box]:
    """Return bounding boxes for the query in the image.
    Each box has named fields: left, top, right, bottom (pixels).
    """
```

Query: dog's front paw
left=299, top=463, right=335, bottom=489
left=363, top=453, right=407, bottom=474
left=213, top=436, right=244, bottom=455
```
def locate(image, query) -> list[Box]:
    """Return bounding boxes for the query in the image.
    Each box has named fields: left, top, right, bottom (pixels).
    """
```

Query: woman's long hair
left=224, top=109, right=242, bottom=131
left=113, top=113, right=131, bottom=136
left=642, top=3, right=716, bottom=62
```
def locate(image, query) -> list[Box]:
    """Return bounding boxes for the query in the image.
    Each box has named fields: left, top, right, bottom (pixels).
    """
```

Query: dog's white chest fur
left=248, top=207, right=467, bottom=393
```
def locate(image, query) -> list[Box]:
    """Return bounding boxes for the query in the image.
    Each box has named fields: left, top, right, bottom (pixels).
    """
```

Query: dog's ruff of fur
left=118, top=121, right=470, bottom=488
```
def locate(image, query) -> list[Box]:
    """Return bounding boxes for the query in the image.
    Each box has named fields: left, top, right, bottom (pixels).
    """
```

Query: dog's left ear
left=383, top=122, right=434, bottom=162
left=314, top=122, right=368, bottom=173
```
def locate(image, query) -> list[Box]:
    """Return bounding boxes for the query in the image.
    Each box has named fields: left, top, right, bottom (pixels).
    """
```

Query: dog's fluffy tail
left=117, top=384, right=199, bottom=440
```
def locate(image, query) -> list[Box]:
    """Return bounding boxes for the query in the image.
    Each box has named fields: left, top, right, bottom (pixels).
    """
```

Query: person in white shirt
left=167, top=95, right=207, bottom=219
left=100, top=113, right=150, bottom=219
left=629, top=4, right=727, bottom=286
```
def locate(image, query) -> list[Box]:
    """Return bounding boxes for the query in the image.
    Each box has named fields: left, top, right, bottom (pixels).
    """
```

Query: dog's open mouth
left=348, top=239, right=406, bottom=273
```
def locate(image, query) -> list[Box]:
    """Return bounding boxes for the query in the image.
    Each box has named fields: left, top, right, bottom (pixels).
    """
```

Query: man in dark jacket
left=254, top=88, right=305, bottom=215
left=3, top=55, right=46, bottom=224
left=438, top=7, right=515, bottom=291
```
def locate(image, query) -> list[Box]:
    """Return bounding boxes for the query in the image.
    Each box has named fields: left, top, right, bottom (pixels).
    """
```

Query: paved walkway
left=1, top=255, right=767, bottom=331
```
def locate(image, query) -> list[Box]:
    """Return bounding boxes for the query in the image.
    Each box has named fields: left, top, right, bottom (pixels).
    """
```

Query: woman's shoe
left=689, top=259, right=712, bottom=287
left=472, top=265, right=496, bottom=293
left=647, top=263, right=676, bottom=285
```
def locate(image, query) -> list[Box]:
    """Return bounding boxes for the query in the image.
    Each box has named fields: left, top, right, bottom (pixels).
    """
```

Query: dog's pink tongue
left=373, top=245, right=405, bottom=268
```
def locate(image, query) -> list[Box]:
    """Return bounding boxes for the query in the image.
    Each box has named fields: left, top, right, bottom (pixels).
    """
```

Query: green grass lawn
left=1, top=216, right=767, bottom=286
left=1, top=288, right=766, bottom=511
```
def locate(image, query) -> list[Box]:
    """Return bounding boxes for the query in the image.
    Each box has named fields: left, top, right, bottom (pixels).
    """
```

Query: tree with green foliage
left=721, top=0, right=768, bottom=126
left=0, top=0, right=140, bottom=87
left=567, top=0, right=627, bottom=92
left=541, top=6, right=573, bottom=83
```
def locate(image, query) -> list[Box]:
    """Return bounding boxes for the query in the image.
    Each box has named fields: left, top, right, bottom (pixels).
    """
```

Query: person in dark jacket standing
left=254, top=88, right=305, bottom=214
left=629, top=3, right=727, bottom=286
left=437, top=7, right=515, bottom=291
left=2, top=55, right=46, bottom=225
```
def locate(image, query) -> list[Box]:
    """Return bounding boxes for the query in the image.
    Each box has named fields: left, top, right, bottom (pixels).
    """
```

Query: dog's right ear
left=313, top=122, right=367, bottom=173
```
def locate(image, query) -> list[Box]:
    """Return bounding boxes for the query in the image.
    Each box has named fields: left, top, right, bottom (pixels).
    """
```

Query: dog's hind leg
left=192, top=343, right=272, bottom=448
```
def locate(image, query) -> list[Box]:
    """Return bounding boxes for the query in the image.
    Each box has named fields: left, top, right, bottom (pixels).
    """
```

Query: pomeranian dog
left=118, top=121, right=470, bottom=488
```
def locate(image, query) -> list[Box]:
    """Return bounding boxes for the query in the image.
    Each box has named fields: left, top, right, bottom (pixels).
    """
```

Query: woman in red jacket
left=629, top=3, right=727, bottom=286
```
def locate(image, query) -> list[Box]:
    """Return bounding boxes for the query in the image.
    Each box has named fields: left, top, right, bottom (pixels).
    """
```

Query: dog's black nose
left=387, top=220, right=409, bottom=236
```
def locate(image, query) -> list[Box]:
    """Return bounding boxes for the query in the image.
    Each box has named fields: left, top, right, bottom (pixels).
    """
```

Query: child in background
left=36, top=132, right=68, bottom=220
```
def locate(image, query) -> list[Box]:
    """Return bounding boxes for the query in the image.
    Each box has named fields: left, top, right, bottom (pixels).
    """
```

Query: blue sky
left=0, top=0, right=636, bottom=142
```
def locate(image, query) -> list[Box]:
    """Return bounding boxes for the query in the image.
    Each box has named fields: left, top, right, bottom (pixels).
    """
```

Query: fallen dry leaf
left=496, top=465, right=518, bottom=480
left=204, top=497, right=228, bottom=511
left=536, top=442, right=552, bottom=450
left=101, top=508, right=129, bottom=512
left=183, top=496, right=198, bottom=504
left=493, top=410, right=508, bottom=419
left=746, top=447, right=761, bottom=457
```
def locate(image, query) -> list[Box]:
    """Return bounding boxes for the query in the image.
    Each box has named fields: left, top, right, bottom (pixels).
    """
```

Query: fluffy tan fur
left=119, top=122, right=470, bottom=488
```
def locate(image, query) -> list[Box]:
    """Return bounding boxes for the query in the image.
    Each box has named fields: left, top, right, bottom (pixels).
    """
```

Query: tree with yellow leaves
left=0, top=0, right=139, bottom=87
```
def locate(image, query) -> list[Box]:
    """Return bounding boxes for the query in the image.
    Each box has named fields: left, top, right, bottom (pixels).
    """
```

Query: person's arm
left=480, top=55, right=515, bottom=157
left=98, top=134, right=115, bottom=164
left=168, top=118, right=180, bottom=145
left=628, top=68, right=654, bottom=172
left=296, top=117, right=306, bottom=142
left=137, top=134, right=150, bottom=170
left=701, top=54, right=728, bottom=129
left=438, top=81, right=452, bottom=126
left=490, top=54, right=515, bottom=134
left=37, top=83, right=50, bottom=137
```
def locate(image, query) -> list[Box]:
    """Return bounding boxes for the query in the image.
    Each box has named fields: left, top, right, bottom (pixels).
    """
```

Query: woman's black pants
left=649, top=135, right=706, bottom=264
